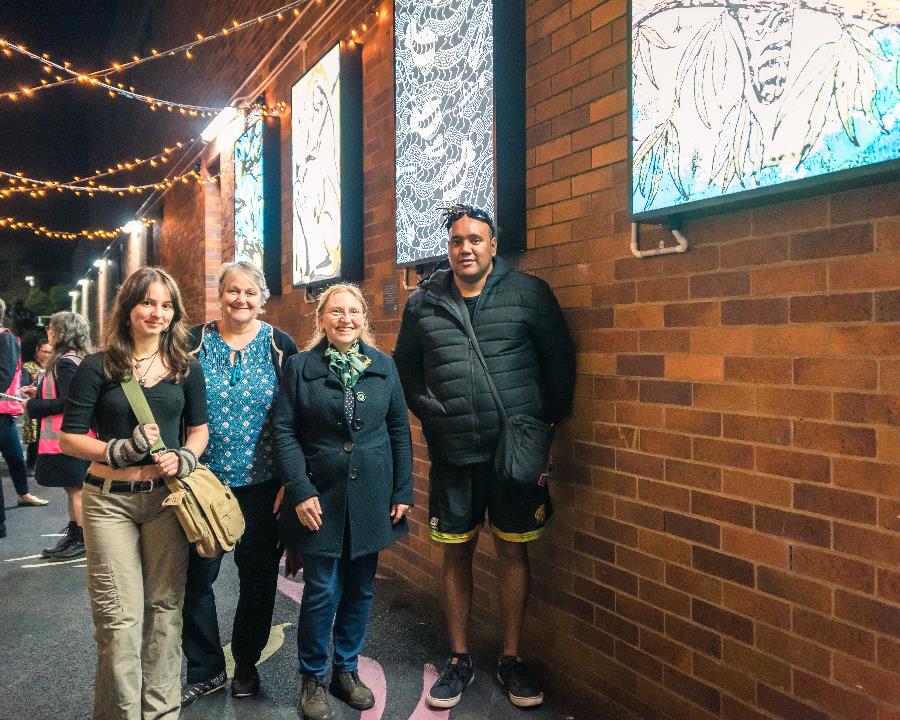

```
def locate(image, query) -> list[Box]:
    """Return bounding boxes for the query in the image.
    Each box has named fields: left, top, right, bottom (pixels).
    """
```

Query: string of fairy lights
left=0, top=167, right=217, bottom=198
left=0, top=216, right=155, bottom=241
left=0, top=0, right=311, bottom=100
left=1, top=0, right=388, bottom=249
left=0, top=0, right=314, bottom=114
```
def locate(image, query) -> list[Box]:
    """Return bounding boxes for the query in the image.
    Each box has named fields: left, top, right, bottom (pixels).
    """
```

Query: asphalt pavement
left=0, top=474, right=636, bottom=720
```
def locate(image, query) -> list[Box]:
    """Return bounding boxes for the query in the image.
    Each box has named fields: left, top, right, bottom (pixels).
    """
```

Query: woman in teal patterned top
left=181, top=261, right=298, bottom=707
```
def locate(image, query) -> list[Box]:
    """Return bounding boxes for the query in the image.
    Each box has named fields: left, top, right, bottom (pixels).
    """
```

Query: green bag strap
left=119, top=374, right=167, bottom=453
left=119, top=375, right=188, bottom=495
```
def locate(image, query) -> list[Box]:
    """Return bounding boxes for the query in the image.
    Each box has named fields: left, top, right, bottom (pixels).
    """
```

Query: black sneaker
left=426, top=654, right=474, bottom=709
left=329, top=670, right=375, bottom=710
left=497, top=655, right=543, bottom=708
left=299, top=674, right=333, bottom=720
left=181, top=670, right=226, bottom=708
left=231, top=664, right=260, bottom=698
left=42, top=522, right=75, bottom=558
left=51, top=526, right=85, bottom=560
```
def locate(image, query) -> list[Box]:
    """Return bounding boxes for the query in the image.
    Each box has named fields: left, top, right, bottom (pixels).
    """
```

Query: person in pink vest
left=21, top=312, right=92, bottom=559
left=0, top=296, right=48, bottom=539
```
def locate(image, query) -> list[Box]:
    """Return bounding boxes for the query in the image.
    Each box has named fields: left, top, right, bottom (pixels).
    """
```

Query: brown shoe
left=299, top=674, right=333, bottom=720
left=329, top=670, right=375, bottom=710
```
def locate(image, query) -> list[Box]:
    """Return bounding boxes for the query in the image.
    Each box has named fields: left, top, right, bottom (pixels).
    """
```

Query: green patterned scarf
left=325, top=342, right=371, bottom=389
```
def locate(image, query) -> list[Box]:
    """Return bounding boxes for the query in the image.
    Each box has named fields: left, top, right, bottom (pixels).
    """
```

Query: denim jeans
left=182, top=481, right=282, bottom=682
left=298, top=549, right=379, bottom=678
left=0, top=414, right=30, bottom=522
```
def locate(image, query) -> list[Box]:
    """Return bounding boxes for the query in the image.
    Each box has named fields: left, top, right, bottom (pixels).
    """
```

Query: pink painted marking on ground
left=276, top=572, right=305, bottom=605
left=409, top=663, right=448, bottom=719
left=358, top=656, right=387, bottom=720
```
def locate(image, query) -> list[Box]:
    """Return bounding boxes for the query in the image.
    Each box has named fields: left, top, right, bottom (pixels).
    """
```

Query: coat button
left=353, top=418, right=364, bottom=430
left=349, top=469, right=359, bottom=479
left=343, top=441, right=354, bottom=453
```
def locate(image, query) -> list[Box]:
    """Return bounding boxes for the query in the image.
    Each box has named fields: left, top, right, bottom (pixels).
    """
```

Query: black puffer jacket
left=393, top=256, right=575, bottom=465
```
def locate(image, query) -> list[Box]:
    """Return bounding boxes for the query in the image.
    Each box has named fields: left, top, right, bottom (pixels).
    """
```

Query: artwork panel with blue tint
left=631, top=0, right=900, bottom=219
left=234, top=120, right=265, bottom=269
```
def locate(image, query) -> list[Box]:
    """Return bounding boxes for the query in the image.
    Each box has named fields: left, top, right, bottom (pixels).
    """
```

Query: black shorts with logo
left=428, top=460, right=552, bottom=543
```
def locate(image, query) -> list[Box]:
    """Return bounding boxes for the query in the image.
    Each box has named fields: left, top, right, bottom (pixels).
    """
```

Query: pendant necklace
left=133, top=350, right=159, bottom=387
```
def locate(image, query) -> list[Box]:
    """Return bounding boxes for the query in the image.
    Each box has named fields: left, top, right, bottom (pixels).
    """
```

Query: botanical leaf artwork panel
left=234, top=120, right=264, bottom=270
left=292, top=44, right=342, bottom=286
left=632, top=0, right=900, bottom=217
left=395, top=0, right=495, bottom=265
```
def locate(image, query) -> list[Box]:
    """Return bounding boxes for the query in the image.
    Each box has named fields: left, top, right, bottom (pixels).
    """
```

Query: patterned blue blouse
left=199, top=321, right=278, bottom=487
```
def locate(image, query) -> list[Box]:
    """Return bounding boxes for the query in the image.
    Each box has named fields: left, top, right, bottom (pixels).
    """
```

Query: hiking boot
left=180, top=670, right=226, bottom=708
left=329, top=670, right=375, bottom=710
left=497, top=655, right=543, bottom=708
left=51, top=526, right=85, bottom=560
left=231, top=664, right=260, bottom=698
left=426, top=654, right=474, bottom=709
left=299, top=674, right=333, bottom=720
left=42, top=522, right=76, bottom=558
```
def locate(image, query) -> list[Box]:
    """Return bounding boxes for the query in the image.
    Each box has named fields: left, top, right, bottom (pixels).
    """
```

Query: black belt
left=85, top=476, right=167, bottom=493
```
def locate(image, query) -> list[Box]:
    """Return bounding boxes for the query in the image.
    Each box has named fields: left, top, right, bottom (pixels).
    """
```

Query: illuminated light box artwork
left=234, top=120, right=264, bottom=269
left=291, top=42, right=363, bottom=287
left=631, top=1, right=900, bottom=221
left=394, top=0, right=525, bottom=265
left=233, top=117, right=281, bottom=293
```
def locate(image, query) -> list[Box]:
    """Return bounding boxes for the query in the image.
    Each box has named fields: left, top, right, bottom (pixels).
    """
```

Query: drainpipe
left=631, top=222, right=689, bottom=258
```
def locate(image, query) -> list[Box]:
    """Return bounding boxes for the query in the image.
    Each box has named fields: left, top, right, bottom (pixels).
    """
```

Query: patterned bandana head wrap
left=325, top=342, right=371, bottom=389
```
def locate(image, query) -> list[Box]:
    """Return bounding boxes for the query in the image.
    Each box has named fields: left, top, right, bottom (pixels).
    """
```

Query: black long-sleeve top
left=25, top=356, right=79, bottom=420
left=0, top=329, right=19, bottom=391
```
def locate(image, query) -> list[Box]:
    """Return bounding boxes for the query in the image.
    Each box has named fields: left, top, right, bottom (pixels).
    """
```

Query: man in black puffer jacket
left=394, top=204, right=575, bottom=711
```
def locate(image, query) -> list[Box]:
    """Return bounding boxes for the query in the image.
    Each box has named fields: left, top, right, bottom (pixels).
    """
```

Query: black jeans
left=0, top=414, right=30, bottom=523
left=182, top=480, right=282, bottom=682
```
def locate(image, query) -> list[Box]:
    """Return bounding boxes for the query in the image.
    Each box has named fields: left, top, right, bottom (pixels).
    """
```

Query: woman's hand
left=273, top=485, right=285, bottom=516
left=153, top=451, right=181, bottom=477
left=20, top=385, right=36, bottom=400
left=142, top=423, right=160, bottom=448
left=295, top=496, right=323, bottom=531
left=391, top=503, right=410, bottom=525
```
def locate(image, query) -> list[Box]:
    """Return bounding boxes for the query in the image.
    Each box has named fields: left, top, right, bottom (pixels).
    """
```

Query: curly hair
left=102, top=267, right=191, bottom=382
left=304, top=283, right=377, bottom=351
left=47, top=311, right=92, bottom=370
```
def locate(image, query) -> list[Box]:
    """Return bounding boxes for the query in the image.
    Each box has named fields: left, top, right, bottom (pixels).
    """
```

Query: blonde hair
left=304, top=283, right=376, bottom=351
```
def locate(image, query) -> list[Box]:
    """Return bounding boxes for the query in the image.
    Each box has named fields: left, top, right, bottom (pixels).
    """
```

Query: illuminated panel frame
left=233, top=117, right=282, bottom=294
left=394, top=0, right=525, bottom=266
left=291, top=42, right=363, bottom=288
left=630, top=1, right=900, bottom=223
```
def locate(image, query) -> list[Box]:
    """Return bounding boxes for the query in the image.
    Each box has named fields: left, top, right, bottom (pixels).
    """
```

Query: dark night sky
left=0, top=1, right=147, bottom=294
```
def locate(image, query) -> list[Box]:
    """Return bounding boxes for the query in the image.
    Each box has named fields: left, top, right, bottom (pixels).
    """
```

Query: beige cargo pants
left=82, top=482, right=188, bottom=720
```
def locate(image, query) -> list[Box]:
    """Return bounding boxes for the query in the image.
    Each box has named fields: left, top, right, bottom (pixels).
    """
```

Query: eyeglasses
left=441, top=203, right=496, bottom=237
left=325, top=308, right=364, bottom=320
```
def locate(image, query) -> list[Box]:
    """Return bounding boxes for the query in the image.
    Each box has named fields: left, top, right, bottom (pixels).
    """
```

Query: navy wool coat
left=272, top=340, right=413, bottom=559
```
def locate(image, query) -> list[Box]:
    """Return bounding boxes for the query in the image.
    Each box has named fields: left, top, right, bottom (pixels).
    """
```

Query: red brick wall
left=150, top=1, right=900, bottom=719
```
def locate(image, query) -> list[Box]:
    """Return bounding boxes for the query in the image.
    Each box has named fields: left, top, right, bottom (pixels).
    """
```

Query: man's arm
left=532, top=284, right=576, bottom=423
left=0, top=332, right=18, bottom=391
left=392, top=300, right=433, bottom=422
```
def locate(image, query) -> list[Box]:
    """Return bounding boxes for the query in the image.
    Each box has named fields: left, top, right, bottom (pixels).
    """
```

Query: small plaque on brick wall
left=382, top=279, right=399, bottom=315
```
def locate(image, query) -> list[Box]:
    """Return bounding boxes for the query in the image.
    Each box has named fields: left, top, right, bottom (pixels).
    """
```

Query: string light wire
left=0, top=0, right=310, bottom=102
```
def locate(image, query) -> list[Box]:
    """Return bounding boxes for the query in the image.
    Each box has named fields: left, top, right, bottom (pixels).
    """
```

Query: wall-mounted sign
left=291, top=42, right=363, bottom=287
left=234, top=116, right=281, bottom=293
left=394, top=0, right=525, bottom=266
left=631, top=1, right=900, bottom=222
